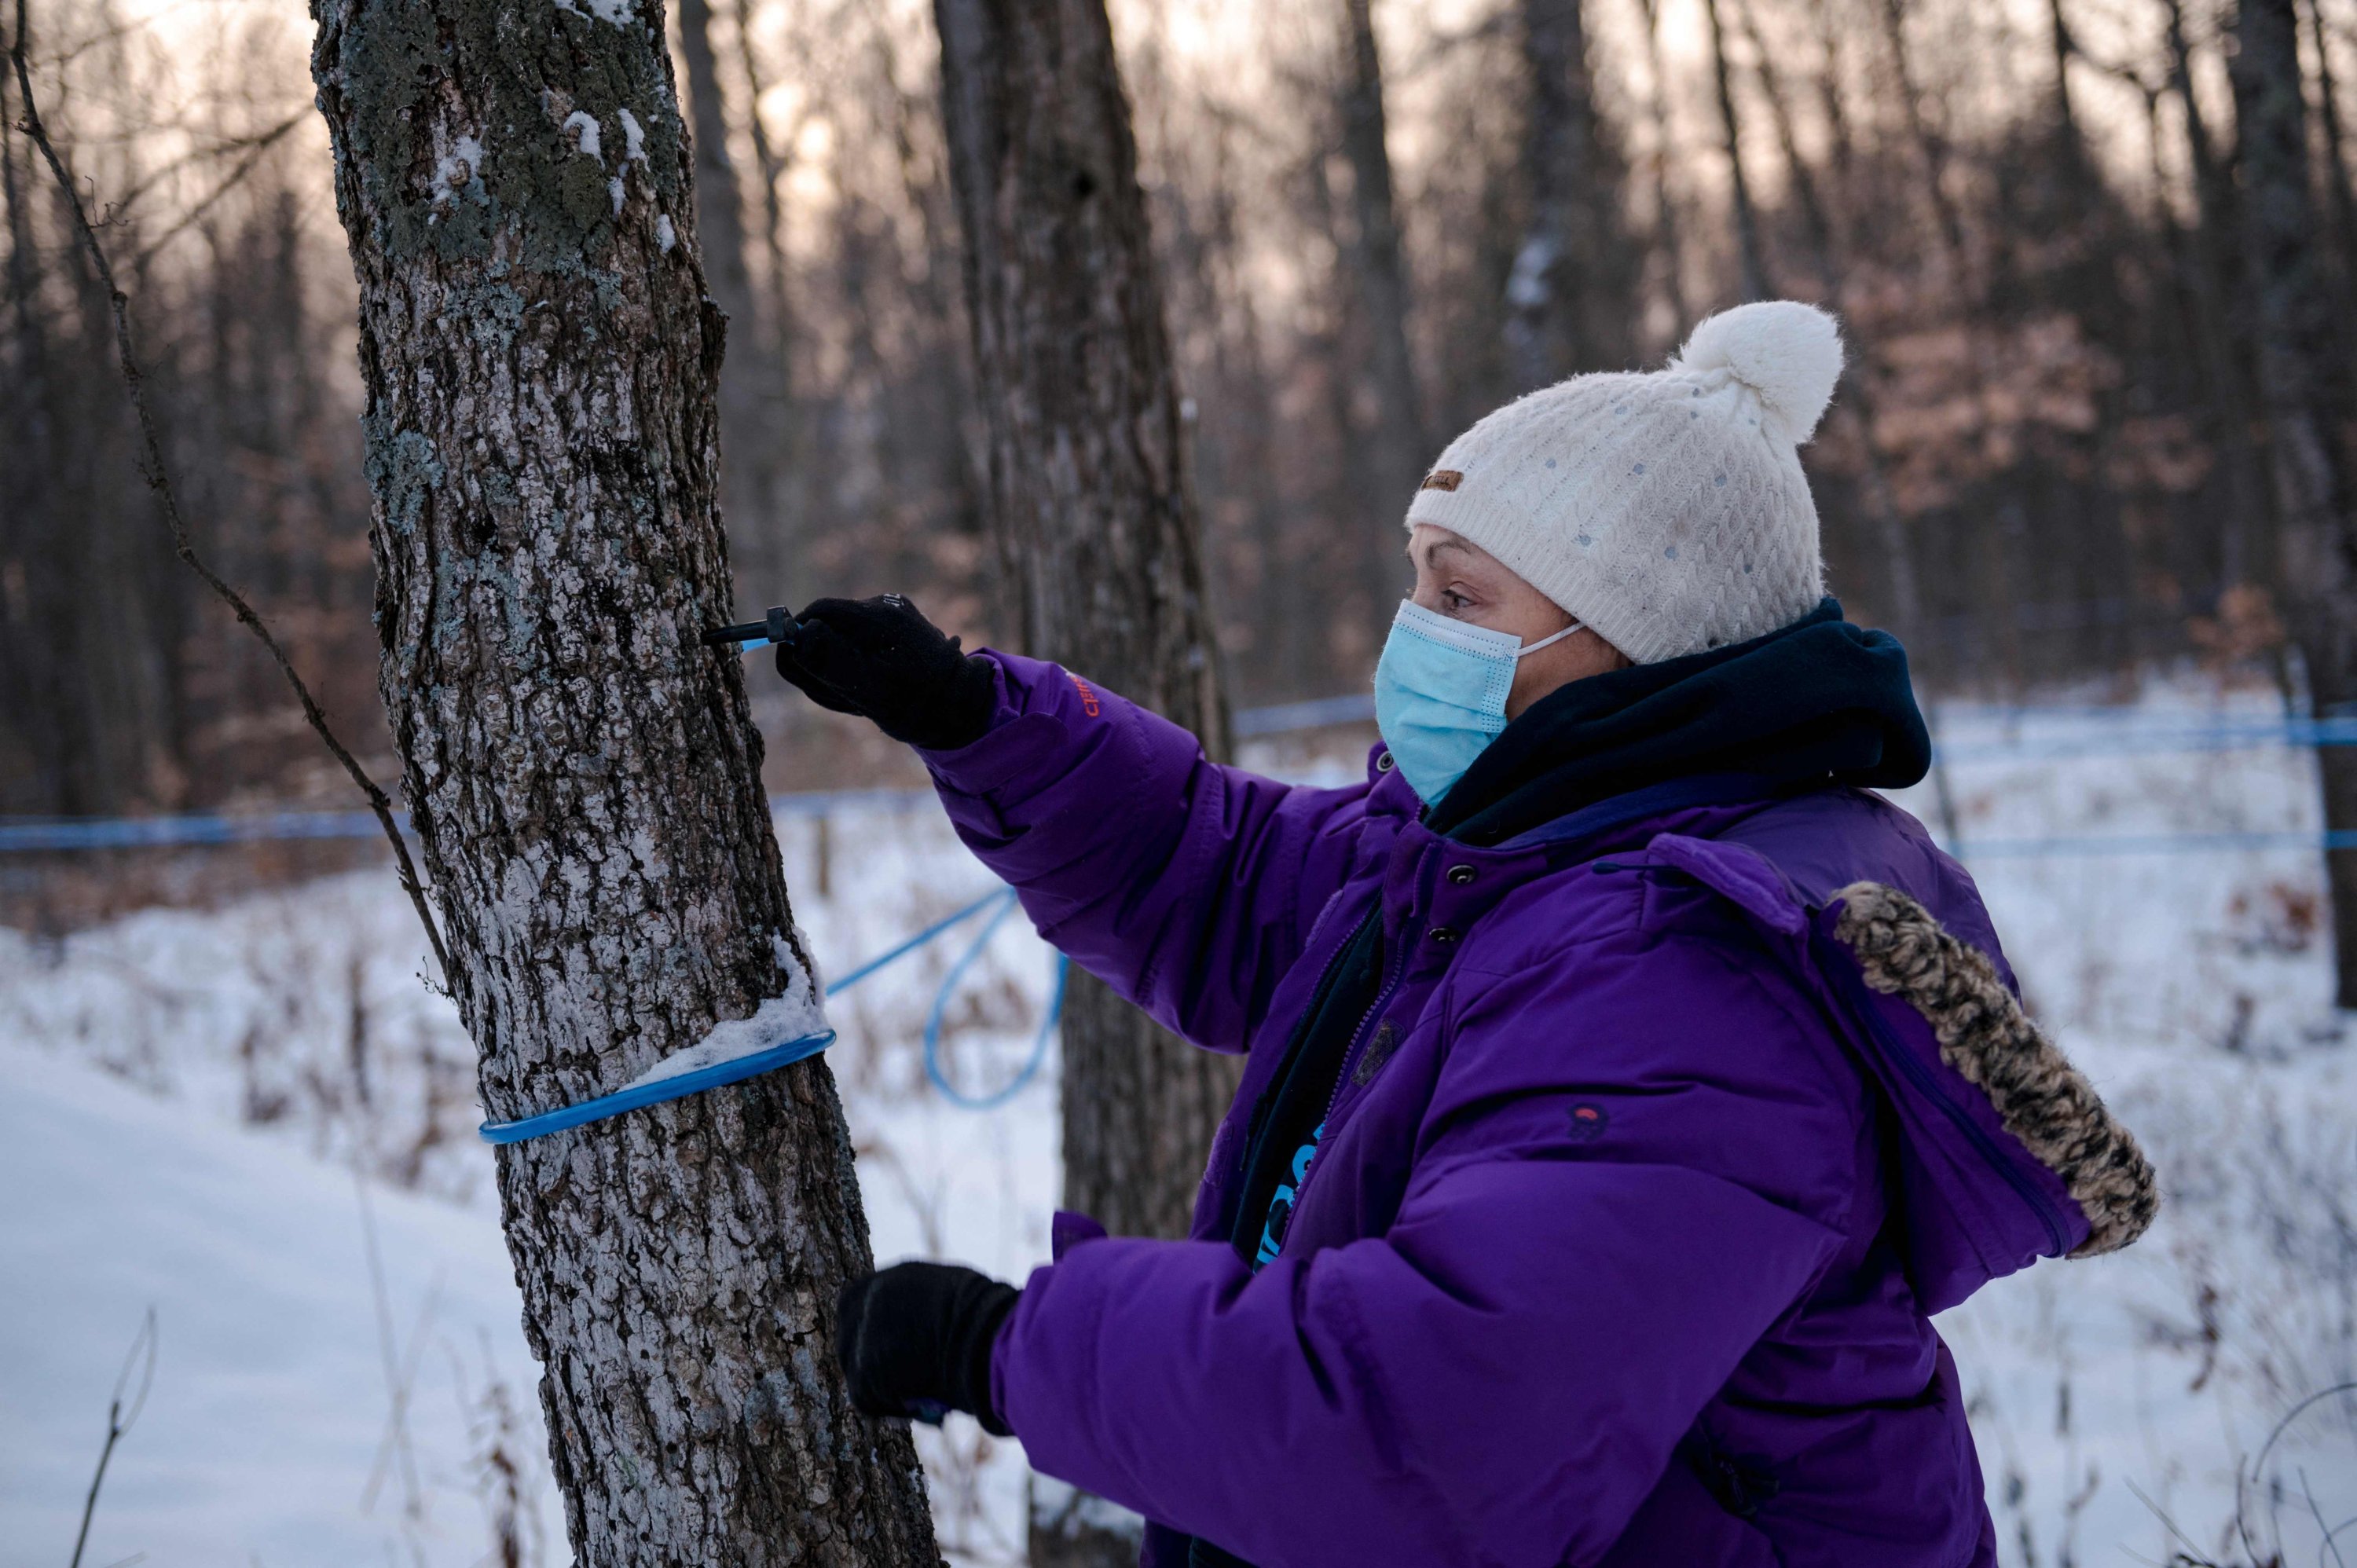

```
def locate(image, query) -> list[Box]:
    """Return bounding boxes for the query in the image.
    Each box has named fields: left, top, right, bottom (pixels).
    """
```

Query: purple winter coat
left=918, top=652, right=2158, bottom=1568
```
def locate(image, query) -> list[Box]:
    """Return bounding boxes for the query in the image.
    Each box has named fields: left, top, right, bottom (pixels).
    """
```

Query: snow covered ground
left=2, top=1042, right=559, bottom=1568
left=3, top=671, right=2353, bottom=1566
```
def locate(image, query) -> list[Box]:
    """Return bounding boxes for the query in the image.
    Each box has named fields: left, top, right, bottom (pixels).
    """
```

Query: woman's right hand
left=774, top=595, right=999, bottom=750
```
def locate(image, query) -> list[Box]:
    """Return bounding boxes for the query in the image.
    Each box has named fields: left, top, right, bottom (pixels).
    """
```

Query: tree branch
left=126, top=108, right=312, bottom=269
left=6, top=0, right=450, bottom=987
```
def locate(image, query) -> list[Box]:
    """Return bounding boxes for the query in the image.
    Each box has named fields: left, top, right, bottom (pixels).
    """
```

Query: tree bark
left=1335, top=0, right=1431, bottom=611
left=679, top=0, right=791, bottom=592
left=2229, top=0, right=2357, bottom=1006
left=1703, top=0, right=1768, bottom=305
left=930, top=0, right=1237, bottom=1559
left=1876, top=0, right=1969, bottom=278
left=2304, top=0, right=2357, bottom=313
left=1506, top=0, right=1633, bottom=387
left=2165, top=0, right=2272, bottom=590
left=308, top=3, right=938, bottom=1561
left=1634, top=0, right=1692, bottom=338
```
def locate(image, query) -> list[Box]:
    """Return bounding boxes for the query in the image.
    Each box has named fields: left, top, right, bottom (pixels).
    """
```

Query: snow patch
left=562, top=111, right=602, bottom=159
left=429, top=132, right=484, bottom=206
left=609, top=175, right=626, bottom=215
left=655, top=213, right=676, bottom=253
left=1030, top=1475, right=1146, bottom=1538
left=0, top=802, right=1060, bottom=1562
left=620, top=938, right=829, bottom=1090
left=777, top=928, right=821, bottom=990
left=617, top=108, right=647, bottom=163
left=557, top=0, right=637, bottom=21
left=0, top=1042, right=560, bottom=1564
left=1505, top=233, right=1558, bottom=310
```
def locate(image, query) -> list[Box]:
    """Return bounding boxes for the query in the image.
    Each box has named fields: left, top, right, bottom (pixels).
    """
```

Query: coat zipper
left=1323, top=934, right=1409, bottom=1128
left=1231, top=903, right=1377, bottom=1240
left=1280, top=853, right=1437, bottom=1242
left=1258, top=940, right=1402, bottom=1265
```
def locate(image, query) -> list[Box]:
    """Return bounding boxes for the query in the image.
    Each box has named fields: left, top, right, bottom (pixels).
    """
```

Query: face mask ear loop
left=1514, top=620, right=1583, bottom=660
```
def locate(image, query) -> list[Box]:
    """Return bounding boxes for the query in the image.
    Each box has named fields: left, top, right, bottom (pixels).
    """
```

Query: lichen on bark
left=319, top=0, right=687, bottom=270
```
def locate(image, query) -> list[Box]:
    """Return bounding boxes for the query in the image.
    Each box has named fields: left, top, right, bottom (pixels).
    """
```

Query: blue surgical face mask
left=1373, top=599, right=1581, bottom=806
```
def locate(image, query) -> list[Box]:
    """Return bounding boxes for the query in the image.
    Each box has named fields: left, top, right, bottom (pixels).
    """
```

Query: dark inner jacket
left=1193, top=599, right=1931, bottom=1567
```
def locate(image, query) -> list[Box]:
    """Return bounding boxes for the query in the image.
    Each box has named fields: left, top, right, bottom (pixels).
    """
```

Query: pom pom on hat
left=1673, top=300, right=1845, bottom=443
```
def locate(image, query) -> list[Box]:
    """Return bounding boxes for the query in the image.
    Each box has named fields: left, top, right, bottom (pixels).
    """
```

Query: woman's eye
left=1442, top=589, right=1471, bottom=613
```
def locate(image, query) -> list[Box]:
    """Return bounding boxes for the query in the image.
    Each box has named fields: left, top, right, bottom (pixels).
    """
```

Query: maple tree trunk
left=308, top=2, right=938, bottom=1560
left=932, top=0, right=1237, bottom=1558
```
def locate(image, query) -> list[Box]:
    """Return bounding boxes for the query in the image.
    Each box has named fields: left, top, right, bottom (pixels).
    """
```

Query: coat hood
left=1648, top=811, right=2159, bottom=1313
left=1831, top=881, right=2159, bottom=1263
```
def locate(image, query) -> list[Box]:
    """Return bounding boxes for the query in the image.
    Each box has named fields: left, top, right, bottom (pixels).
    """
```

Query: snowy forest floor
left=5, top=670, right=2355, bottom=1568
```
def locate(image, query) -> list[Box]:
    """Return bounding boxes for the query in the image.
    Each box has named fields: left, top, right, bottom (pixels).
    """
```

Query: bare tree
left=1704, top=0, right=1769, bottom=303
left=1505, top=0, right=1636, bottom=385
left=680, top=0, right=792, bottom=592
left=1875, top=0, right=1970, bottom=277
left=2230, top=0, right=2357, bottom=1005
left=1335, top=0, right=1431, bottom=605
left=930, top=0, right=1236, bottom=1559
left=1634, top=0, right=1692, bottom=335
left=307, top=1, right=937, bottom=1559
left=2164, top=0, right=2271, bottom=590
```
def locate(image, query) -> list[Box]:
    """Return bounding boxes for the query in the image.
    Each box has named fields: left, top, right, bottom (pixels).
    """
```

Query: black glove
left=775, top=595, right=999, bottom=750
left=834, top=1261, right=1019, bottom=1434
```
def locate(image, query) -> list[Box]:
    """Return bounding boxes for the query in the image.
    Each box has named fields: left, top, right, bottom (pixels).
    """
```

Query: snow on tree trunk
left=308, top=4, right=938, bottom=1561
left=931, top=0, right=1235, bottom=1557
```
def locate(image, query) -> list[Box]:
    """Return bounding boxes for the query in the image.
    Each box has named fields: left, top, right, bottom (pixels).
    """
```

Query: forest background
left=2, top=0, right=2317, bottom=847
left=10, top=0, right=2357, bottom=1561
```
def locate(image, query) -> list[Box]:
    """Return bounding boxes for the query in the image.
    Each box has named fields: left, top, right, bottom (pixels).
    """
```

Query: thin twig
left=6, top=0, right=449, bottom=986
left=2301, top=1466, right=2348, bottom=1568
left=113, top=107, right=308, bottom=216
left=2238, top=1381, right=2357, bottom=1568
left=2124, top=1475, right=2220, bottom=1564
left=353, top=1171, right=431, bottom=1520
left=69, top=1308, right=158, bottom=1568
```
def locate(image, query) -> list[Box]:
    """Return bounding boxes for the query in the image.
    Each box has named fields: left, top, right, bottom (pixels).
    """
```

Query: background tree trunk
left=1703, top=0, right=1769, bottom=304
left=1505, top=0, right=1634, bottom=387
left=2164, top=0, right=2271, bottom=592
left=308, top=3, right=938, bottom=1561
left=2229, top=0, right=2357, bottom=1006
left=679, top=0, right=792, bottom=595
left=931, top=0, right=1237, bottom=1559
left=1335, top=0, right=1430, bottom=617
left=1633, top=0, right=1692, bottom=337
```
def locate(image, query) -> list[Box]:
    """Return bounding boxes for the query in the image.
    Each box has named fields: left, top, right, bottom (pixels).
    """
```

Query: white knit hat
left=1403, top=299, right=1844, bottom=665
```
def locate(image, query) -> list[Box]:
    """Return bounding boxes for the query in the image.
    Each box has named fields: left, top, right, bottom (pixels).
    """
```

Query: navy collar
left=1494, top=771, right=1792, bottom=857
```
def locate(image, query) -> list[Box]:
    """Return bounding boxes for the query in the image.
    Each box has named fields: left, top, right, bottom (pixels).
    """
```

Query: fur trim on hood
left=1832, top=881, right=2159, bottom=1256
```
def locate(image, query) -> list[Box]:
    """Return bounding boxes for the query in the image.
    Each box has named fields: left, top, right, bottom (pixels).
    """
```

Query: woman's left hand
left=834, top=1260, right=1021, bottom=1433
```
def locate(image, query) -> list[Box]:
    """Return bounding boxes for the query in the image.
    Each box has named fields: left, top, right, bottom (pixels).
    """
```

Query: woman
left=790, top=302, right=2157, bottom=1566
